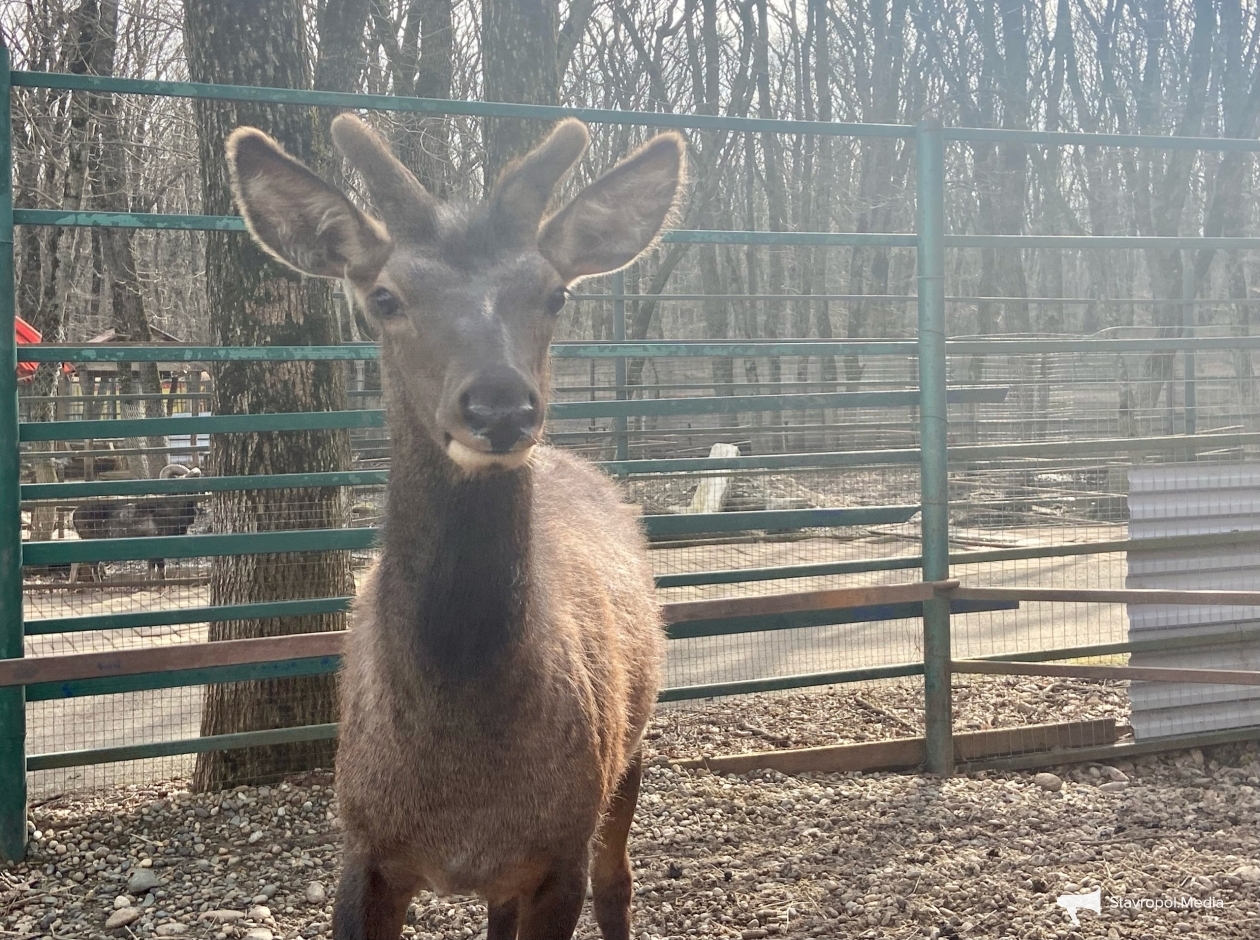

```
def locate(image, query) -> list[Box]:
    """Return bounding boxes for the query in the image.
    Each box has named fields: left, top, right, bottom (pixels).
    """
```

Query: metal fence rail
left=5, top=52, right=1260, bottom=863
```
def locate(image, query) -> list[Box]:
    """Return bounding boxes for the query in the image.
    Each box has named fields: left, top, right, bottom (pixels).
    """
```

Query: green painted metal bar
left=972, top=625, right=1260, bottom=665
left=27, top=334, right=1260, bottom=363
left=600, top=428, right=1260, bottom=476
left=23, top=507, right=914, bottom=565
left=22, top=470, right=388, bottom=500
left=666, top=230, right=916, bottom=247
left=14, top=209, right=244, bottom=231
left=657, top=662, right=926, bottom=702
left=32, top=714, right=1260, bottom=772
left=943, top=336, right=1260, bottom=354
left=17, top=343, right=377, bottom=362
left=26, top=723, right=340, bottom=772
left=20, top=409, right=386, bottom=441
left=25, top=597, right=354, bottom=636
left=611, top=270, right=628, bottom=462
left=24, top=656, right=340, bottom=702
left=11, top=71, right=914, bottom=138
left=22, top=527, right=378, bottom=566
left=1183, top=259, right=1197, bottom=435
left=601, top=448, right=923, bottom=475
left=917, top=118, right=953, bottom=776
left=945, top=234, right=1260, bottom=250
left=656, top=555, right=924, bottom=588
left=0, top=45, right=26, bottom=863
left=667, top=599, right=1015, bottom=640
left=551, top=386, right=1007, bottom=420
left=552, top=341, right=918, bottom=358
left=944, top=125, right=1260, bottom=152
left=643, top=505, right=917, bottom=538
left=18, top=208, right=1260, bottom=250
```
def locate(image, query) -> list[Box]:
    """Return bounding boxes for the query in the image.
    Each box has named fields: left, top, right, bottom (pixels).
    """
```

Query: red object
left=15, top=316, right=40, bottom=382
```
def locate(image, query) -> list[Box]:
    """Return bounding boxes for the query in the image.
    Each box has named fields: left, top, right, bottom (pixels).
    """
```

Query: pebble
left=113, top=895, right=132, bottom=909
left=6, top=681, right=1255, bottom=940
left=244, top=930, right=274, bottom=940
left=126, top=867, right=163, bottom=893
left=104, top=907, right=143, bottom=930
left=305, top=881, right=327, bottom=904
left=1033, top=772, right=1063, bottom=792
left=201, top=909, right=247, bottom=923
left=1098, top=780, right=1129, bottom=792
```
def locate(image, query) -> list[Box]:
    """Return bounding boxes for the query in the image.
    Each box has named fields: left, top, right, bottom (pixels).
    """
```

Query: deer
left=226, top=114, right=683, bottom=940
left=69, top=464, right=203, bottom=583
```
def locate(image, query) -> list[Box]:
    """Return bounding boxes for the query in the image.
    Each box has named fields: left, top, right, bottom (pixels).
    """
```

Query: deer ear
left=227, top=127, right=392, bottom=280
left=539, top=132, right=685, bottom=283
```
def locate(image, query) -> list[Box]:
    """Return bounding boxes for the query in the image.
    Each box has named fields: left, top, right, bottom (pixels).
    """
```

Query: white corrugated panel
left=1126, top=463, right=1260, bottom=739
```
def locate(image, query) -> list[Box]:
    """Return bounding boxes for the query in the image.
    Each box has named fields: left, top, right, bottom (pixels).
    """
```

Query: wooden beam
left=2, top=581, right=958, bottom=688
left=674, top=719, right=1116, bottom=775
left=661, top=580, right=956, bottom=624
left=0, top=632, right=345, bottom=688
left=953, top=658, right=1260, bottom=686
left=945, top=585, right=1260, bottom=606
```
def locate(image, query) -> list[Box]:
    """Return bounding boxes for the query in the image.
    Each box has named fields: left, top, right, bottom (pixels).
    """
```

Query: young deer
left=227, top=116, right=683, bottom=940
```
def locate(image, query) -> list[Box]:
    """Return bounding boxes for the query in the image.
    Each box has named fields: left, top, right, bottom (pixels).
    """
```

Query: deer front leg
left=332, top=854, right=414, bottom=940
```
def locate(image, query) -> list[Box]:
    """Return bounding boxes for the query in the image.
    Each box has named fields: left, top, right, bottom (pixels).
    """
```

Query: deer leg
left=486, top=898, right=519, bottom=940
left=591, top=753, right=643, bottom=940
left=331, top=854, right=414, bottom=940
left=68, top=562, right=80, bottom=584
left=515, top=852, right=588, bottom=940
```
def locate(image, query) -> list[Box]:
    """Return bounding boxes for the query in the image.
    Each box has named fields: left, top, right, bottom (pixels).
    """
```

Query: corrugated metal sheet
left=1127, top=463, right=1260, bottom=739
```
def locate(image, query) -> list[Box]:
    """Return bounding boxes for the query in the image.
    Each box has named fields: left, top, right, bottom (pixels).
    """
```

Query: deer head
left=227, top=116, right=685, bottom=475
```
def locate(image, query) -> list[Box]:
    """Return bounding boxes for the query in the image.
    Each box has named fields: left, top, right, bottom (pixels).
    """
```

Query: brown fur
left=338, top=448, right=662, bottom=901
left=226, top=116, right=683, bottom=940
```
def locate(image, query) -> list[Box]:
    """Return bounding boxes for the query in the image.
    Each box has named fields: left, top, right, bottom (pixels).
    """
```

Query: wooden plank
left=661, top=580, right=955, bottom=624
left=947, top=585, right=1260, bottom=606
left=674, top=719, right=1117, bottom=775
left=0, top=632, right=345, bottom=688
left=3, top=582, right=958, bottom=688
left=953, top=658, right=1260, bottom=686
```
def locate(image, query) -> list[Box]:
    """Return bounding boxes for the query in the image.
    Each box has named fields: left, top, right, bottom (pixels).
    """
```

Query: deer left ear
left=227, top=127, right=393, bottom=281
left=539, top=132, right=685, bottom=283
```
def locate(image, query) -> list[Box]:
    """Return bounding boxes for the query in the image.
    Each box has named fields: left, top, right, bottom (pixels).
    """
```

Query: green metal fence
left=6, top=47, right=1260, bottom=862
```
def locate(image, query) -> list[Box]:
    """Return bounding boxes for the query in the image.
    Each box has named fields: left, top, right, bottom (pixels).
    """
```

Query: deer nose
left=460, top=376, right=539, bottom=453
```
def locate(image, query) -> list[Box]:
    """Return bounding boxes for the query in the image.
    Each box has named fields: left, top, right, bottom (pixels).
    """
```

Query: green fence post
left=1182, top=255, right=1196, bottom=436
left=0, top=44, right=28, bottom=862
left=612, top=269, right=629, bottom=461
left=916, top=116, right=953, bottom=776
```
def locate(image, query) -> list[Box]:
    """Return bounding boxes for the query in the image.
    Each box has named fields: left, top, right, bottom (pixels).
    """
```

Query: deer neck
left=377, top=403, right=533, bottom=680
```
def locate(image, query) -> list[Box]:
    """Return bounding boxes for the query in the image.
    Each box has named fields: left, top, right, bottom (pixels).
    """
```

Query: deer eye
left=369, top=287, right=401, bottom=319
left=544, top=287, right=568, bottom=317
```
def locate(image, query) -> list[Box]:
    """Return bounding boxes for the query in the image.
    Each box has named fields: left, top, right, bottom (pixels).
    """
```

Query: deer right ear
left=227, top=127, right=392, bottom=281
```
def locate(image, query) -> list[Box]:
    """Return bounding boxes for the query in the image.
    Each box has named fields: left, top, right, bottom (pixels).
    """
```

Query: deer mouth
left=444, top=432, right=536, bottom=474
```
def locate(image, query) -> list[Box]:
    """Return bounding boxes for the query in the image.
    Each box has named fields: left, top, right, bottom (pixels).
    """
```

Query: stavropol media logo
left=1055, top=888, right=1100, bottom=925
left=1056, top=884, right=1226, bottom=925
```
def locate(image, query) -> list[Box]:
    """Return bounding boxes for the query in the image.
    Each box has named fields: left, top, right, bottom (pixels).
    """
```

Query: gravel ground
left=3, top=679, right=1257, bottom=940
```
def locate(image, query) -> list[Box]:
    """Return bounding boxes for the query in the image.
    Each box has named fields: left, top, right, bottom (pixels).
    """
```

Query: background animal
left=70, top=464, right=203, bottom=582
left=227, top=113, right=682, bottom=940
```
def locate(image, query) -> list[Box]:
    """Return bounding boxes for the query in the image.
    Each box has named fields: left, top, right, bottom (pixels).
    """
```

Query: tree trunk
left=25, top=0, right=115, bottom=541
left=186, top=0, right=354, bottom=790
left=482, top=0, right=559, bottom=187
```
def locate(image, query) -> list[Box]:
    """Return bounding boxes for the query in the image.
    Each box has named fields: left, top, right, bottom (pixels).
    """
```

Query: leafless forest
left=5, top=0, right=1260, bottom=363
